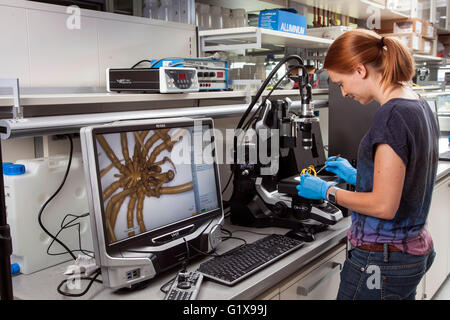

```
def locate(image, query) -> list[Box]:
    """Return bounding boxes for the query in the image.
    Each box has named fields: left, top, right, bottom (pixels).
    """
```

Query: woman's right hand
left=324, top=156, right=357, bottom=186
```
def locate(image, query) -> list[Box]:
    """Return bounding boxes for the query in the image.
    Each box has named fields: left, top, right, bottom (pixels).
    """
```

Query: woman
left=296, top=29, right=438, bottom=300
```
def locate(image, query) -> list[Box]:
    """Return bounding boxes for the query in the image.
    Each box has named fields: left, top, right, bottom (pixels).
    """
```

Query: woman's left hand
left=296, top=173, right=333, bottom=200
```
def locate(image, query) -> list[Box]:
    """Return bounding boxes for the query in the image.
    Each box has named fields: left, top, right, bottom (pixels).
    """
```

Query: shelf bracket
left=0, top=78, right=22, bottom=120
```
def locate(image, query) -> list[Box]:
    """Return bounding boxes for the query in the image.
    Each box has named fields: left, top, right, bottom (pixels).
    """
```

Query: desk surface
left=12, top=217, right=351, bottom=300
left=12, top=140, right=450, bottom=300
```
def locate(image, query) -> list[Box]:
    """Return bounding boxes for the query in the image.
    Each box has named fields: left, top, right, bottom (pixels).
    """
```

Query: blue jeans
left=336, top=247, right=436, bottom=300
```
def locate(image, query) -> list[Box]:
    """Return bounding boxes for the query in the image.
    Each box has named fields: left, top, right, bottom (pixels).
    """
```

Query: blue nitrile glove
left=296, top=173, right=333, bottom=200
left=324, top=156, right=357, bottom=186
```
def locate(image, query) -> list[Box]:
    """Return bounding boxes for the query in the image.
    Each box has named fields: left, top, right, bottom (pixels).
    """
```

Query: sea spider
left=96, top=128, right=193, bottom=243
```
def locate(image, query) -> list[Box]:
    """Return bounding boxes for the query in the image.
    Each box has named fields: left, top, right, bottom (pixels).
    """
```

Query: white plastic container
left=4, top=154, right=93, bottom=274
left=210, top=5, right=223, bottom=29
left=222, top=7, right=232, bottom=28
left=231, top=8, right=247, bottom=28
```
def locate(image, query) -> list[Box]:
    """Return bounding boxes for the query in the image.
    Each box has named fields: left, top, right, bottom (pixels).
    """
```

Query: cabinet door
left=416, top=277, right=425, bottom=300
left=280, top=248, right=346, bottom=300
left=425, top=176, right=450, bottom=299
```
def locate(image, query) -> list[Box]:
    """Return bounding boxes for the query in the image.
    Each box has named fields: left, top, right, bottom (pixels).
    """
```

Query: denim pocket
left=381, top=270, right=425, bottom=300
left=346, top=248, right=371, bottom=270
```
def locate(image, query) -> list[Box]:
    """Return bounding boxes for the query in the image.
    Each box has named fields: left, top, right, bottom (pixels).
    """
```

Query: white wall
left=0, top=0, right=196, bottom=88
left=0, top=0, right=197, bottom=160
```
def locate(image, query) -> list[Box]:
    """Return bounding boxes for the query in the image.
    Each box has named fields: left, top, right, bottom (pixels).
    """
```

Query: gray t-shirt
left=348, top=97, right=439, bottom=255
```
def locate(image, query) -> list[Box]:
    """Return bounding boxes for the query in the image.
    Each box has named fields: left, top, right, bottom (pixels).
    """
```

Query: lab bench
left=11, top=217, right=351, bottom=300
left=9, top=143, right=450, bottom=301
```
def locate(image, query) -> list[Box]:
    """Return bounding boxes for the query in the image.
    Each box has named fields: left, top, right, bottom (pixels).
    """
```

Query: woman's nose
left=340, top=86, right=347, bottom=97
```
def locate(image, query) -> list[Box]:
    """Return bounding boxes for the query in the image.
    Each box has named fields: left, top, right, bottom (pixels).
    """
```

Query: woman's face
left=328, top=68, right=373, bottom=105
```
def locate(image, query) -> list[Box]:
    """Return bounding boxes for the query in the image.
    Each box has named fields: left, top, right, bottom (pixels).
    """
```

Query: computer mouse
left=285, top=230, right=315, bottom=242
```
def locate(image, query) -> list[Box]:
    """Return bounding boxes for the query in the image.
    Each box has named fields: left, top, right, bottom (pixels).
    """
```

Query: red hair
left=323, top=29, right=415, bottom=90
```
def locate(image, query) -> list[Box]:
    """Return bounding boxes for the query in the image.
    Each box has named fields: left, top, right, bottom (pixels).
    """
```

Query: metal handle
left=0, top=78, right=22, bottom=120
left=297, top=261, right=342, bottom=296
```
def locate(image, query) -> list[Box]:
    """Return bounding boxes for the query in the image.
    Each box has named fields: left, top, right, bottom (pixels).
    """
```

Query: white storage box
left=306, top=26, right=353, bottom=40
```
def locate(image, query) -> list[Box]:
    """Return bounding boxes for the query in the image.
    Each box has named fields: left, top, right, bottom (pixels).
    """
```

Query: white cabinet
left=256, top=243, right=346, bottom=300
left=424, top=174, right=450, bottom=299
left=280, top=249, right=345, bottom=300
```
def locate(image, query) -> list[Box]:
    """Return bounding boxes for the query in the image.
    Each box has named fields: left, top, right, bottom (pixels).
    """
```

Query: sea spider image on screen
left=96, top=128, right=196, bottom=244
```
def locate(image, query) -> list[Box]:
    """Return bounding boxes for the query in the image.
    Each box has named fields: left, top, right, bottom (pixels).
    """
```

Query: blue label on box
left=258, top=10, right=306, bottom=35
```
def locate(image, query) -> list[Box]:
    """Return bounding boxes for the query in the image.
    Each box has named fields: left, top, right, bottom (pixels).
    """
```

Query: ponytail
left=324, top=29, right=415, bottom=91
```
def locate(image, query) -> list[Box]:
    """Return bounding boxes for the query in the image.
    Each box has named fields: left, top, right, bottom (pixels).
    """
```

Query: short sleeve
left=368, top=108, right=410, bottom=167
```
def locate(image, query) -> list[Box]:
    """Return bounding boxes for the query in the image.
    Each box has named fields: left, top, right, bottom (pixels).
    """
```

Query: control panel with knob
left=164, top=270, right=204, bottom=300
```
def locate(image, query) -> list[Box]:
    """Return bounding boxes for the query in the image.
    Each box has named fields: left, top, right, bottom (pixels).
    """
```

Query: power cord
left=37, top=134, right=77, bottom=260
left=131, top=59, right=152, bottom=69
left=47, top=212, right=94, bottom=258
left=35, top=134, right=102, bottom=297
left=57, top=268, right=102, bottom=297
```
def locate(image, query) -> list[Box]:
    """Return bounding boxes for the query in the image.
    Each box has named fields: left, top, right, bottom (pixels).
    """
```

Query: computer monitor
left=80, top=117, right=224, bottom=289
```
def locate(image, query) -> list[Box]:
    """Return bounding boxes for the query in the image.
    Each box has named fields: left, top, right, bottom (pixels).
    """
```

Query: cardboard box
left=258, top=9, right=307, bottom=35
left=394, top=18, right=423, bottom=35
left=381, top=33, right=421, bottom=51
left=382, top=32, right=437, bottom=55
left=423, top=21, right=437, bottom=39
left=380, top=18, right=424, bottom=36
left=420, top=38, right=433, bottom=54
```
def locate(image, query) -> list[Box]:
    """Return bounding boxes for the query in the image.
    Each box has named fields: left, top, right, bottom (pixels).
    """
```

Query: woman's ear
left=355, top=63, right=368, bottom=79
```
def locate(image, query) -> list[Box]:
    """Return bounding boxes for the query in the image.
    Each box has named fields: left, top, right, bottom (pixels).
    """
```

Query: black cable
left=232, top=229, right=273, bottom=236
left=186, top=232, right=247, bottom=259
left=131, top=59, right=152, bottom=69
left=160, top=275, right=177, bottom=294
left=242, top=65, right=300, bottom=133
left=220, top=227, right=232, bottom=237
left=57, top=268, right=102, bottom=297
left=47, top=213, right=94, bottom=258
left=229, top=59, right=307, bottom=205
left=186, top=242, right=223, bottom=257
left=38, top=135, right=77, bottom=260
left=221, top=172, right=234, bottom=195
left=221, top=236, right=247, bottom=245
left=235, top=55, right=306, bottom=132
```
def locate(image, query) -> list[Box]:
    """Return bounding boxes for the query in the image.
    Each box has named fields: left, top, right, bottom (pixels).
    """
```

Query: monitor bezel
left=89, top=118, right=223, bottom=253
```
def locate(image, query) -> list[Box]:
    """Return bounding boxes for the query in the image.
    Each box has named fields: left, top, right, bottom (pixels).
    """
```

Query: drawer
left=280, top=247, right=346, bottom=300
left=255, top=287, right=280, bottom=300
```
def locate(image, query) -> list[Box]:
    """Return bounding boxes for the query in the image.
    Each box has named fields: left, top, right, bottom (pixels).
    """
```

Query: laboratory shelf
left=199, top=27, right=333, bottom=52
left=0, top=88, right=329, bottom=107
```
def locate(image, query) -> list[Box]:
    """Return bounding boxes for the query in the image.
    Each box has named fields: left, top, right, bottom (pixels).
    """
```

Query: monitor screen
left=90, top=119, right=221, bottom=248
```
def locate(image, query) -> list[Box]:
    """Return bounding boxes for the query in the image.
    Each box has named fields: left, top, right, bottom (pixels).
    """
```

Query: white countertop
left=11, top=217, right=351, bottom=300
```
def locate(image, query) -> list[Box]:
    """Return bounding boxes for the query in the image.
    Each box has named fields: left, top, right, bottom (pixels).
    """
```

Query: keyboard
left=197, top=234, right=304, bottom=286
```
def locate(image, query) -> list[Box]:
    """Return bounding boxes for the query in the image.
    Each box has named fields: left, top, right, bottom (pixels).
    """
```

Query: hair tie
left=380, top=37, right=385, bottom=48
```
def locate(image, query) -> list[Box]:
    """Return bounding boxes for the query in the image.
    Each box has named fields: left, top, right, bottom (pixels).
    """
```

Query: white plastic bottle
left=4, top=154, right=93, bottom=274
